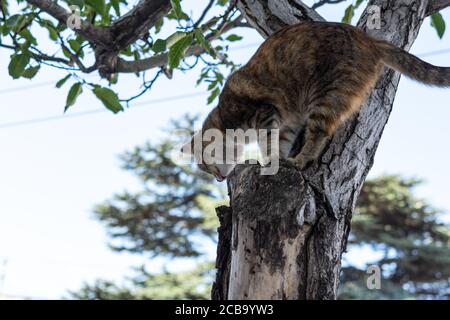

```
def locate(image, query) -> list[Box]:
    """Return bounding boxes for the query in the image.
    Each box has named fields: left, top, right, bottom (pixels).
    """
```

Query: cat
left=182, top=21, right=450, bottom=181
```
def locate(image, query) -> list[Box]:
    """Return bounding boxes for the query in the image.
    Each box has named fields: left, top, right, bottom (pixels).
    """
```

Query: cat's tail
left=377, top=40, right=450, bottom=87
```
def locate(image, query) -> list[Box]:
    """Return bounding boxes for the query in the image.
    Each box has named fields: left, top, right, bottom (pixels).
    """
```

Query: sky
left=0, top=1, right=450, bottom=299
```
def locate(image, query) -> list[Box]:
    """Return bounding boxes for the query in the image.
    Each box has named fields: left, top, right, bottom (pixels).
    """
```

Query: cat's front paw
left=287, top=156, right=309, bottom=170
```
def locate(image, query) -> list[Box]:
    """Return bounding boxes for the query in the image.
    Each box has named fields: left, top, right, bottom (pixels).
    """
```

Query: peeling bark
left=211, top=206, right=233, bottom=300
left=237, top=0, right=324, bottom=38
left=212, top=0, right=430, bottom=300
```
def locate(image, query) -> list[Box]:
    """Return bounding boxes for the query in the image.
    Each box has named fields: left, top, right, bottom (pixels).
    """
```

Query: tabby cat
left=183, top=21, right=450, bottom=181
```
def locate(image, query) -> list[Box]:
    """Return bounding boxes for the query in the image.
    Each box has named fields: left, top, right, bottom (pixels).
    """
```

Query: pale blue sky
left=0, top=1, right=449, bottom=299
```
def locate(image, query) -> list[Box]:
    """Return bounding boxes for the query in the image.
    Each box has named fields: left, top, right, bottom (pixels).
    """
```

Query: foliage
left=2, top=1, right=447, bottom=113
left=1, top=0, right=241, bottom=110
left=94, top=115, right=226, bottom=258
left=431, top=12, right=446, bottom=39
left=133, top=262, right=214, bottom=300
left=70, top=115, right=450, bottom=300
left=69, top=279, right=136, bottom=300
left=339, top=176, right=450, bottom=299
left=71, top=262, right=214, bottom=300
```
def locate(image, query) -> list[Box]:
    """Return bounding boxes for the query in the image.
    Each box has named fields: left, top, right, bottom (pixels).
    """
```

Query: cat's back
left=245, top=21, right=381, bottom=78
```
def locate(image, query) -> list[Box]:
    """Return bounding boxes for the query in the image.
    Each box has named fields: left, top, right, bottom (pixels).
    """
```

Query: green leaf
left=207, top=80, right=218, bottom=90
left=86, top=0, right=105, bottom=15
left=133, top=50, right=140, bottom=61
left=355, top=0, right=365, bottom=9
left=120, top=45, right=133, bottom=57
left=152, top=39, right=167, bottom=53
left=19, top=28, right=37, bottom=45
left=226, top=34, right=243, bottom=42
left=65, top=83, right=83, bottom=112
left=56, top=74, right=71, bottom=88
left=155, top=17, right=164, bottom=34
left=62, top=46, right=72, bottom=59
left=1, top=0, right=9, bottom=16
left=166, top=31, right=189, bottom=48
left=68, top=39, right=81, bottom=52
left=170, top=0, right=181, bottom=13
left=431, top=13, right=446, bottom=39
left=168, top=34, right=193, bottom=69
left=108, top=73, right=119, bottom=85
left=67, top=0, right=84, bottom=9
left=22, top=65, right=40, bottom=79
left=8, top=53, right=30, bottom=79
left=93, top=87, right=123, bottom=113
left=194, top=29, right=215, bottom=57
left=170, top=0, right=188, bottom=20
left=6, top=14, right=26, bottom=32
left=342, top=5, right=355, bottom=24
left=111, top=0, right=121, bottom=15
left=194, top=29, right=207, bottom=47
left=40, top=20, right=59, bottom=41
left=207, top=87, right=220, bottom=104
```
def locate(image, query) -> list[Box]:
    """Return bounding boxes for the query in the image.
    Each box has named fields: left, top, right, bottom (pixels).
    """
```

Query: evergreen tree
left=94, top=115, right=225, bottom=259
left=72, top=116, right=450, bottom=300
left=4, top=0, right=450, bottom=300
left=339, top=176, right=450, bottom=299
left=71, top=262, right=213, bottom=300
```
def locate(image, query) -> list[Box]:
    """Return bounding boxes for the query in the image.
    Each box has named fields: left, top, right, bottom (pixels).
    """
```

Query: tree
left=4, top=0, right=450, bottom=300
left=71, top=262, right=214, bottom=300
left=212, top=0, right=450, bottom=300
left=1, top=0, right=246, bottom=111
left=340, top=176, right=450, bottom=299
left=71, top=116, right=221, bottom=300
left=70, top=119, right=450, bottom=300
left=92, top=116, right=224, bottom=258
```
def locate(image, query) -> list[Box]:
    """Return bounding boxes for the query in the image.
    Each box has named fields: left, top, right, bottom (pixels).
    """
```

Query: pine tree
left=340, top=176, right=450, bottom=299
left=72, top=116, right=450, bottom=300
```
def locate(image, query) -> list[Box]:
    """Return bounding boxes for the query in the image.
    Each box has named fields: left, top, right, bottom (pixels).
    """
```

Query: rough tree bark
left=212, top=0, right=437, bottom=300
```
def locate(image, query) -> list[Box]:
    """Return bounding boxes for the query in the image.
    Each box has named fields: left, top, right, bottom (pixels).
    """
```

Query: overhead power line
left=0, top=43, right=262, bottom=96
left=0, top=92, right=208, bottom=129
left=0, top=46, right=449, bottom=130
left=0, top=80, right=57, bottom=95
left=0, top=44, right=448, bottom=96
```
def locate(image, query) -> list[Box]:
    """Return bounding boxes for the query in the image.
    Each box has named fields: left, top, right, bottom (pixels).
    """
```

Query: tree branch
left=107, top=0, right=172, bottom=50
left=27, top=0, right=173, bottom=51
left=426, top=0, right=450, bottom=16
left=25, top=0, right=239, bottom=78
left=194, top=0, right=216, bottom=28
left=116, top=15, right=244, bottom=74
left=237, top=0, right=324, bottom=38
left=0, top=42, right=72, bottom=65
left=25, top=0, right=111, bottom=47
left=216, top=0, right=432, bottom=300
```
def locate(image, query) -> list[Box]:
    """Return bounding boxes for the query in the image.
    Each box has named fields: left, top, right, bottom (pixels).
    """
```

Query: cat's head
left=181, top=109, right=240, bottom=182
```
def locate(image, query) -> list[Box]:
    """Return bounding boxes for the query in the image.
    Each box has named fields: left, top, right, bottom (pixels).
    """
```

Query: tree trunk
left=212, top=0, right=431, bottom=300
